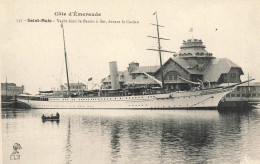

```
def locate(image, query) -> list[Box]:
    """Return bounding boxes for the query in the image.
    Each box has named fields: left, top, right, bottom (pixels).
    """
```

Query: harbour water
left=2, top=107, right=260, bottom=164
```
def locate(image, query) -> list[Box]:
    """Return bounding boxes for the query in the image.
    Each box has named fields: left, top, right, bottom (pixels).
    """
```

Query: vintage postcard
left=1, top=0, right=260, bottom=163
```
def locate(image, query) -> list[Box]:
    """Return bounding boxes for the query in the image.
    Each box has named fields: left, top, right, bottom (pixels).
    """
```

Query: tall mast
left=61, top=23, right=71, bottom=96
left=147, top=12, right=175, bottom=89
left=155, top=12, right=165, bottom=89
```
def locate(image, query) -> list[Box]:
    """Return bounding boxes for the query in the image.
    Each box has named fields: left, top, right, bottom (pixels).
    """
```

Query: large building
left=101, top=38, right=243, bottom=92
left=1, top=83, right=24, bottom=101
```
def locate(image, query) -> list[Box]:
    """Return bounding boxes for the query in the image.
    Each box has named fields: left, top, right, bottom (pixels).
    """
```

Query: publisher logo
left=10, top=143, right=22, bottom=160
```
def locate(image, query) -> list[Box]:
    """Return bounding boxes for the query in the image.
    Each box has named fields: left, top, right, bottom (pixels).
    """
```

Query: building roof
left=203, top=58, right=243, bottom=82
left=178, top=38, right=213, bottom=57
left=102, top=65, right=160, bottom=84
left=101, top=71, right=125, bottom=83
left=154, top=57, right=203, bottom=75
left=1, top=83, right=17, bottom=87
left=102, top=69, right=159, bottom=85
left=62, top=83, right=86, bottom=86
left=131, top=66, right=160, bottom=74
left=155, top=57, right=243, bottom=82
left=122, top=70, right=158, bottom=85
left=172, top=58, right=202, bottom=74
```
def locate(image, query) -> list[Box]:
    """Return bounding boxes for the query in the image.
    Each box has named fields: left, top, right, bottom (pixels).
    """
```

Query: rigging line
left=74, top=74, right=89, bottom=84
left=190, top=96, right=214, bottom=107
left=143, top=71, right=162, bottom=87
left=68, top=56, right=78, bottom=83
left=66, top=54, right=76, bottom=83
left=178, top=76, right=200, bottom=85
left=67, top=54, right=90, bottom=82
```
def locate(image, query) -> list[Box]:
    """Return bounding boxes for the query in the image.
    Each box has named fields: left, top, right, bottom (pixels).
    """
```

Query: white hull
left=18, top=88, right=233, bottom=109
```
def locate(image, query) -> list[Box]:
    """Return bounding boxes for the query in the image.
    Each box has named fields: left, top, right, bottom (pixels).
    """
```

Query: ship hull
left=18, top=88, right=233, bottom=109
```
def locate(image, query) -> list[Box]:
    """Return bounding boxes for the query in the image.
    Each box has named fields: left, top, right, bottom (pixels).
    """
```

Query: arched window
left=165, top=71, right=180, bottom=81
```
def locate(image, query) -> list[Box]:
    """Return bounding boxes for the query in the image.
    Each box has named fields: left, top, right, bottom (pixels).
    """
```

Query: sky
left=1, top=0, right=260, bottom=94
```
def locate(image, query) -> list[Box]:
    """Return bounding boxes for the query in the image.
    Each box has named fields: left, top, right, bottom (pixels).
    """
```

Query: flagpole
left=190, top=27, right=194, bottom=39
left=192, top=29, right=193, bottom=38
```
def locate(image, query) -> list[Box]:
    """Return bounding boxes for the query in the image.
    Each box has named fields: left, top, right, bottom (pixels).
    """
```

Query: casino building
left=101, top=38, right=243, bottom=92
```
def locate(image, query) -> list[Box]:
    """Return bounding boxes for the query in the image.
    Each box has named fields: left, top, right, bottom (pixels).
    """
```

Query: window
left=165, top=71, right=179, bottom=81
left=231, top=73, right=236, bottom=78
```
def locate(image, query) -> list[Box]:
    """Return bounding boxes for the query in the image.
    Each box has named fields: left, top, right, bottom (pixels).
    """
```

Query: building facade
left=221, top=82, right=260, bottom=102
left=1, top=83, right=24, bottom=101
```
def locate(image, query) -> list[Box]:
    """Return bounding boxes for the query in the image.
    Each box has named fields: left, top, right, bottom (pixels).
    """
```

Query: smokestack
left=109, top=61, right=120, bottom=90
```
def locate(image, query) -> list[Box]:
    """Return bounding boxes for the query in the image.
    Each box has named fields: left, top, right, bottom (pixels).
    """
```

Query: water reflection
left=2, top=108, right=260, bottom=163
left=97, top=111, right=221, bottom=163
left=160, top=119, right=216, bottom=163
left=42, top=119, right=60, bottom=125
left=1, top=108, right=30, bottom=119
left=110, top=121, right=122, bottom=163
left=127, top=119, right=143, bottom=147
left=64, top=119, right=72, bottom=164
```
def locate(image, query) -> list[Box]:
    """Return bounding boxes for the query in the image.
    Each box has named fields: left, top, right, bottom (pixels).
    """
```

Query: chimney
left=127, top=62, right=139, bottom=72
left=109, top=61, right=120, bottom=90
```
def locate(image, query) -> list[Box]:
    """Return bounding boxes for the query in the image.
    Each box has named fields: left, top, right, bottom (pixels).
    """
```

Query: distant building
left=218, top=82, right=260, bottom=108
left=60, top=83, right=87, bottom=91
left=221, top=82, right=260, bottom=102
left=101, top=38, right=244, bottom=92
left=1, top=83, right=24, bottom=101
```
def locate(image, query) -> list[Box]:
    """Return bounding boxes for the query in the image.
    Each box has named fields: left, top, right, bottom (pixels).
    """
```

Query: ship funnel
left=109, top=61, right=120, bottom=90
